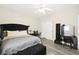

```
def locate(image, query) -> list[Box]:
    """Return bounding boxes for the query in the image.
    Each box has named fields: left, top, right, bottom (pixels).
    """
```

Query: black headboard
left=0, top=24, right=29, bottom=40
left=0, top=24, right=29, bottom=31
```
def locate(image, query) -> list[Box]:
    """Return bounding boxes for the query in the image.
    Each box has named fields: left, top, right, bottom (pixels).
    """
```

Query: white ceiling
left=1, top=4, right=55, bottom=16
left=0, top=4, right=79, bottom=18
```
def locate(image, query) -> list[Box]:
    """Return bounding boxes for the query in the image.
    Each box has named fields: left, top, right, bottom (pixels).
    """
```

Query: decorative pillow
left=7, top=31, right=28, bottom=38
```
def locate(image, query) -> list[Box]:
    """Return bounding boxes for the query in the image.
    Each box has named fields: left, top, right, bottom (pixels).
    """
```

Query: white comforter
left=1, top=35, right=41, bottom=55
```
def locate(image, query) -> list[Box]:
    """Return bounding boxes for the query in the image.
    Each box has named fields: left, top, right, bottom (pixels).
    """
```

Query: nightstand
left=29, top=30, right=41, bottom=37
left=29, top=33, right=41, bottom=37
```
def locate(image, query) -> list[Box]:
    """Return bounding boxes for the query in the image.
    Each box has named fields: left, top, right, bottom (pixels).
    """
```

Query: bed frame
left=0, top=23, right=46, bottom=55
left=0, top=24, right=29, bottom=40
left=0, top=23, right=29, bottom=33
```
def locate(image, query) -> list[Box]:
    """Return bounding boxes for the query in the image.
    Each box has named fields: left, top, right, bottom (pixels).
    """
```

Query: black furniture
left=72, top=36, right=77, bottom=49
left=0, top=24, right=29, bottom=40
left=54, top=23, right=62, bottom=44
left=0, top=24, right=29, bottom=31
left=0, top=23, right=46, bottom=55
left=12, top=44, right=46, bottom=55
left=0, top=41, right=2, bottom=54
left=54, top=23, right=78, bottom=49
left=29, top=31, right=41, bottom=37
left=63, top=36, right=77, bottom=49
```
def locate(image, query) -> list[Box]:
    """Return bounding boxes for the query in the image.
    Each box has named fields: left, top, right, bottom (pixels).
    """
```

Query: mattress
left=1, top=35, right=41, bottom=55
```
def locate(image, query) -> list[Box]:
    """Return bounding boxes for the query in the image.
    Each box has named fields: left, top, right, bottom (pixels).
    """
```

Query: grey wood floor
left=41, top=38, right=79, bottom=55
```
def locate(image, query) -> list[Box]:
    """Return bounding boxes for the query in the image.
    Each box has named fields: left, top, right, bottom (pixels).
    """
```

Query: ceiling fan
left=35, top=4, right=52, bottom=15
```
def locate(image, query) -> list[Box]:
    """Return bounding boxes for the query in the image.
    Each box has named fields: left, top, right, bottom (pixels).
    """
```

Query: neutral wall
left=0, top=4, right=79, bottom=41
left=40, top=15, right=53, bottom=40
left=76, top=15, right=79, bottom=49
left=53, top=5, right=79, bottom=40
left=39, top=5, right=79, bottom=40
left=0, top=5, right=40, bottom=32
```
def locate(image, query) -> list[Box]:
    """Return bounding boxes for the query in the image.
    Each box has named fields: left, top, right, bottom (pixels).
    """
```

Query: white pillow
left=7, top=31, right=28, bottom=38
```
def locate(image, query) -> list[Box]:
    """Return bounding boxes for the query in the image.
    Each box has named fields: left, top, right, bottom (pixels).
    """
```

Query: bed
left=0, top=24, right=46, bottom=55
